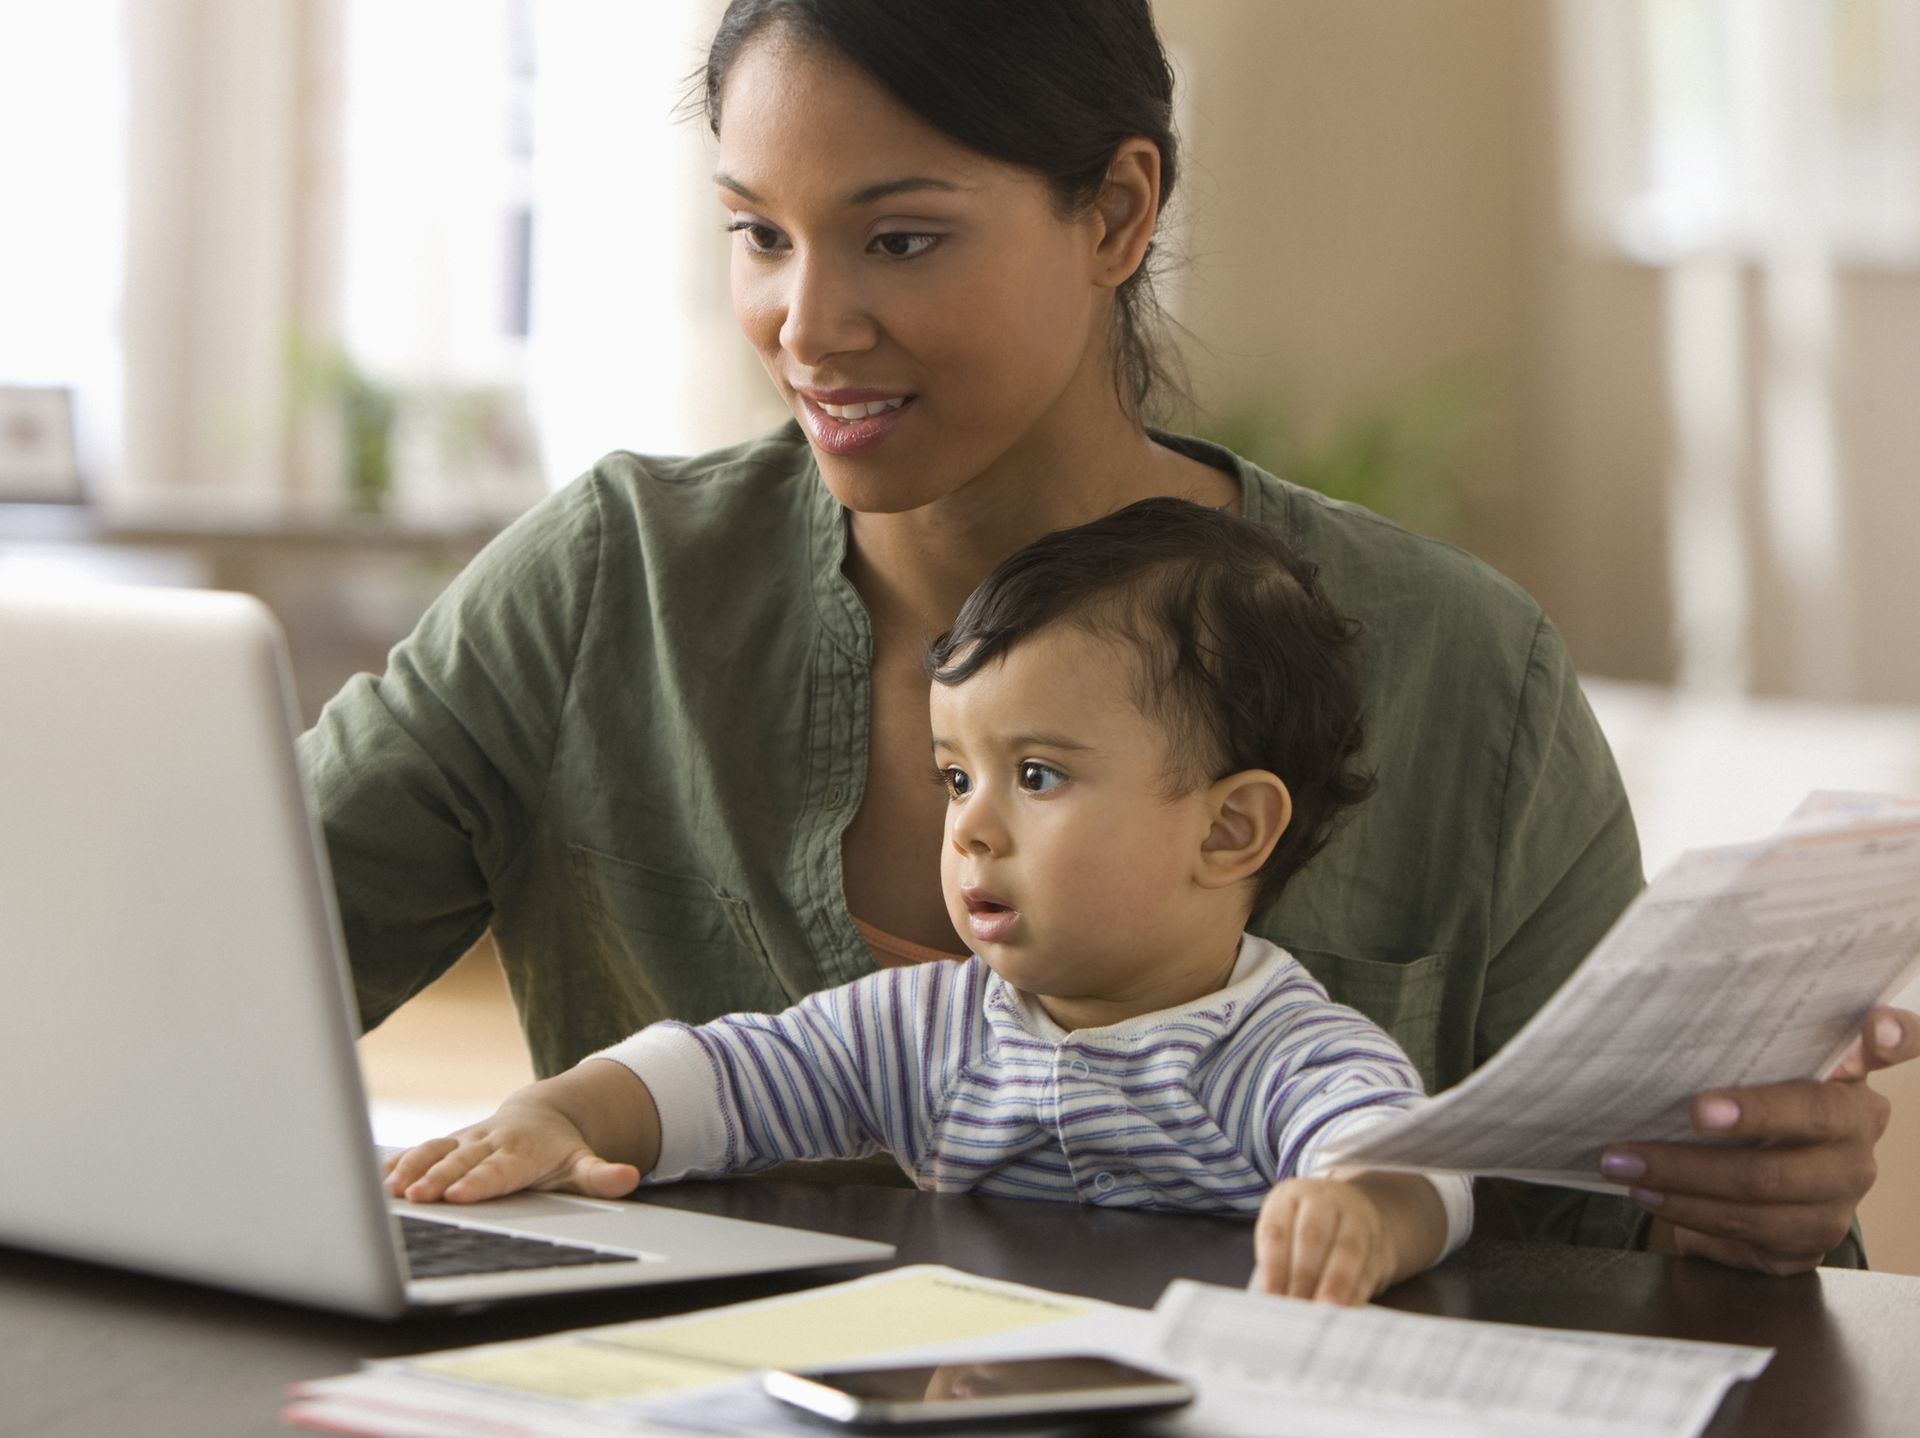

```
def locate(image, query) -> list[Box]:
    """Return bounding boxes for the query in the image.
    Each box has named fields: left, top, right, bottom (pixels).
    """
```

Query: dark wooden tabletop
left=4, top=1179, right=1917, bottom=1437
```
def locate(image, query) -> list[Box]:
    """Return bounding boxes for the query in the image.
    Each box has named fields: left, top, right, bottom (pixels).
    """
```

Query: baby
left=388, top=497, right=1471, bottom=1304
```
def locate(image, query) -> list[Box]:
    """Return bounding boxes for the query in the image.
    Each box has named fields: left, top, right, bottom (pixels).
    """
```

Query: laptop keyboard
left=399, top=1214, right=647, bottom=1279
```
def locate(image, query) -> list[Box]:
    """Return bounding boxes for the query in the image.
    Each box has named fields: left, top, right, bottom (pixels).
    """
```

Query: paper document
left=1321, top=792, right=1920, bottom=1187
left=282, top=1265, right=1137, bottom=1437
left=283, top=1265, right=1770, bottom=1438
left=1780, top=790, right=1920, bottom=831
left=1152, top=1280, right=1771, bottom=1438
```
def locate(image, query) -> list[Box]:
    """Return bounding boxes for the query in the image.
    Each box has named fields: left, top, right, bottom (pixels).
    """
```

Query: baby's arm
left=1246, top=977, right=1472, bottom=1301
left=384, top=1059, right=660, bottom=1204
left=1252, top=1171, right=1448, bottom=1304
left=389, top=961, right=959, bottom=1201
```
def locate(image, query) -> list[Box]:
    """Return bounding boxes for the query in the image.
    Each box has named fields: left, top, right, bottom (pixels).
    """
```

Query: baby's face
left=929, top=625, right=1229, bottom=1029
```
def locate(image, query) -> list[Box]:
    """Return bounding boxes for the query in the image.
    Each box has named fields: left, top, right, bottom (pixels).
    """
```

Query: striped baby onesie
left=595, top=934, right=1471, bottom=1244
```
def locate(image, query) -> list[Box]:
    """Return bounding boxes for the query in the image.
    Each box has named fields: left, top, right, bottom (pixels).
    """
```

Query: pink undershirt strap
left=850, top=914, right=969, bottom=969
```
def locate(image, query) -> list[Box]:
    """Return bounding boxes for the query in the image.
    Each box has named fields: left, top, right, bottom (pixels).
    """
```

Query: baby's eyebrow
left=929, top=732, right=1094, bottom=754
left=1002, top=732, right=1096, bottom=753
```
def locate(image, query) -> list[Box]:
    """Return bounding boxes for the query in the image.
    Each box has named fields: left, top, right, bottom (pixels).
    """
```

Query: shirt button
left=1070, top=1059, right=1090, bottom=1078
left=1094, top=1172, right=1116, bottom=1192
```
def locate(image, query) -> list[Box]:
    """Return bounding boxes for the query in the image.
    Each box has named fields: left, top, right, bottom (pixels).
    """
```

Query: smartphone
left=762, top=1353, right=1194, bottom=1430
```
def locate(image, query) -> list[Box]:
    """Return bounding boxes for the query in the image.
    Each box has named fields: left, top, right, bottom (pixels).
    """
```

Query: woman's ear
left=1091, top=137, right=1162, bottom=289
left=1195, top=770, right=1292, bottom=891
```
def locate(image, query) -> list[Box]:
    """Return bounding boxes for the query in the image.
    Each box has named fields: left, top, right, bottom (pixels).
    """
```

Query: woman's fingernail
left=1601, top=1151, right=1646, bottom=1181
left=1629, top=1187, right=1664, bottom=1210
left=1697, top=1097, right=1741, bottom=1131
left=1876, top=1015, right=1903, bottom=1053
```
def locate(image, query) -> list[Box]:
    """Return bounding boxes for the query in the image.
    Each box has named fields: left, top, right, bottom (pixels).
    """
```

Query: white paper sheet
left=1319, top=794, right=1920, bottom=1187
left=282, top=1265, right=1158, bottom=1437
left=284, top=1267, right=1772, bottom=1438
left=1150, top=1280, right=1771, bottom=1438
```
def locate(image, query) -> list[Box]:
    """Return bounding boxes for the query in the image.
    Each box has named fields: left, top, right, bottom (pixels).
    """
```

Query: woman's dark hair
left=926, top=498, right=1375, bottom=913
left=702, top=0, right=1184, bottom=420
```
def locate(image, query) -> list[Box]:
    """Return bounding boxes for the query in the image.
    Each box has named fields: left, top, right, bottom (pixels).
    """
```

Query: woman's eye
left=938, top=766, right=972, bottom=799
left=870, top=232, right=940, bottom=260
left=1018, top=761, right=1066, bottom=794
left=725, top=220, right=784, bottom=254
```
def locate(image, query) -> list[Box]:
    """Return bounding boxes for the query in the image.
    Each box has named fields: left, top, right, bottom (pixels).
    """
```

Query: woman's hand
left=1252, top=1172, right=1445, bottom=1304
left=1599, top=1007, right=1919, bottom=1273
left=383, top=1060, right=661, bottom=1205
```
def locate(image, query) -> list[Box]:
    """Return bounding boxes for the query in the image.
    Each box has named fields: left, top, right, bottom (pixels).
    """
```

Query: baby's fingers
left=436, top=1147, right=541, bottom=1203
left=1253, top=1182, right=1306, bottom=1295
left=1311, top=1215, right=1373, bottom=1306
left=1282, top=1191, right=1344, bottom=1301
left=385, top=1137, right=460, bottom=1197
left=395, top=1139, right=525, bottom=1204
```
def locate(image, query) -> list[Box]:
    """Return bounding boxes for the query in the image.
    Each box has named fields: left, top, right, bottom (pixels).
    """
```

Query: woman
left=303, top=0, right=1914, bottom=1274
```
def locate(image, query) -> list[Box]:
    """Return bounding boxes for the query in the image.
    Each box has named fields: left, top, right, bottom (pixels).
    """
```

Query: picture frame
left=0, top=385, right=83, bottom=503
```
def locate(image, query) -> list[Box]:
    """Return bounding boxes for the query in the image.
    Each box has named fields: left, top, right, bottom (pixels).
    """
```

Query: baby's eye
left=1018, top=760, right=1067, bottom=794
left=870, top=232, right=940, bottom=260
left=936, top=765, right=972, bottom=799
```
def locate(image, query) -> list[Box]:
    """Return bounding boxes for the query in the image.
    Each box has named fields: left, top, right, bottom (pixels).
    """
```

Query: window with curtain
left=7, top=0, right=770, bottom=518
left=331, top=0, right=541, bottom=517
left=1559, top=0, right=1920, bottom=265
left=0, top=1, right=125, bottom=491
left=329, top=0, right=772, bottom=513
left=1556, top=0, right=1920, bottom=701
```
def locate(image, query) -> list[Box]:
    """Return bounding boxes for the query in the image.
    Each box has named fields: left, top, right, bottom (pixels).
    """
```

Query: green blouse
left=300, top=423, right=1747, bottom=1256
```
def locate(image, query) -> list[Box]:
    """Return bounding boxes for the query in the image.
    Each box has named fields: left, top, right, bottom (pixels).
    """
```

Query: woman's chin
left=811, top=459, right=961, bottom=517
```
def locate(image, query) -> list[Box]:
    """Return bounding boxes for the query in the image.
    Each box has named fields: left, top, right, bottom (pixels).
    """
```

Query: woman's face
left=714, top=35, right=1117, bottom=514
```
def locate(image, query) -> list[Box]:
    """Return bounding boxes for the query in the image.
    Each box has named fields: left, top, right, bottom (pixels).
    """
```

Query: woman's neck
left=845, top=417, right=1236, bottom=643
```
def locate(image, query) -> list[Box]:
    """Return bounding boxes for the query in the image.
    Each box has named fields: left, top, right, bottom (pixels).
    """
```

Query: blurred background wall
left=5, top=0, right=1918, bottom=708
left=1155, top=0, right=1920, bottom=706
left=3, top=0, right=1917, bottom=1269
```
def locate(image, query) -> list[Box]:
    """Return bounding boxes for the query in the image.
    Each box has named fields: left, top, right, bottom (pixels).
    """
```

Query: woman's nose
left=778, top=250, right=876, bottom=367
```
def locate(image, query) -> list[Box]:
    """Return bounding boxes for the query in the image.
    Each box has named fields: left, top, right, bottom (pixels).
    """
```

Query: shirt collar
left=983, top=934, right=1300, bottom=1048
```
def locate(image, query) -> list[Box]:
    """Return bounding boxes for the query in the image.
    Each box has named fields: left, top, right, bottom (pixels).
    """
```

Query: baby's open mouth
left=963, top=887, right=1013, bottom=914
left=961, top=888, right=1019, bottom=942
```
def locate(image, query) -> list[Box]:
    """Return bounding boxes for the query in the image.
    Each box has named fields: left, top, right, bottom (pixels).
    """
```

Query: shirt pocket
left=1286, top=947, right=1452, bottom=1094
left=566, top=844, right=791, bottom=1025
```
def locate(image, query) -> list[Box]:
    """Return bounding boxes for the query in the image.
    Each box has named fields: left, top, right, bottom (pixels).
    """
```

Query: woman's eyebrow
left=713, top=172, right=970, bottom=207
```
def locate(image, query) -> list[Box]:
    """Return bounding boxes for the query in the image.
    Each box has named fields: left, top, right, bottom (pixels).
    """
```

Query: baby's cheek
left=938, top=842, right=965, bottom=913
left=1059, top=844, right=1170, bottom=923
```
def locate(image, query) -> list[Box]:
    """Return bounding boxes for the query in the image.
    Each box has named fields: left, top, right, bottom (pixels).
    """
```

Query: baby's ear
left=1195, top=770, right=1291, bottom=890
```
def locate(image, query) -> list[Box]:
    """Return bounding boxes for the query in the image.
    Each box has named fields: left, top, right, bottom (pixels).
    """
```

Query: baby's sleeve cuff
left=586, top=1025, right=732, bottom=1183
left=1303, top=1107, right=1475, bottom=1258
left=1422, top=1171, right=1475, bottom=1259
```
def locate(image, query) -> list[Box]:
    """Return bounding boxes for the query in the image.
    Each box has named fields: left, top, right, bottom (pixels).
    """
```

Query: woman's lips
left=796, top=392, right=915, bottom=457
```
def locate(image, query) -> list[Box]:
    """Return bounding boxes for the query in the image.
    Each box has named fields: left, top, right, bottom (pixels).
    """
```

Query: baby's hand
left=1252, top=1177, right=1399, bottom=1305
left=383, top=1095, right=641, bottom=1205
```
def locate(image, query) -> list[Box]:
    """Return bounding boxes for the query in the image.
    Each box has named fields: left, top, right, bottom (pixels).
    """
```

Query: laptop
left=0, top=584, right=894, bottom=1317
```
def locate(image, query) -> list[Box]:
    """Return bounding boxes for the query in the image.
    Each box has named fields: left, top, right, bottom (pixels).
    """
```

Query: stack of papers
left=283, top=1265, right=1770, bottom=1438
left=285, top=1269, right=1124, bottom=1438
left=1153, top=1280, right=1768, bottom=1438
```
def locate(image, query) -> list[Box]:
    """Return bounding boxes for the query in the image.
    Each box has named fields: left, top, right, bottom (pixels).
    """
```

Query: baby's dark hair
left=926, top=497, right=1373, bottom=912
